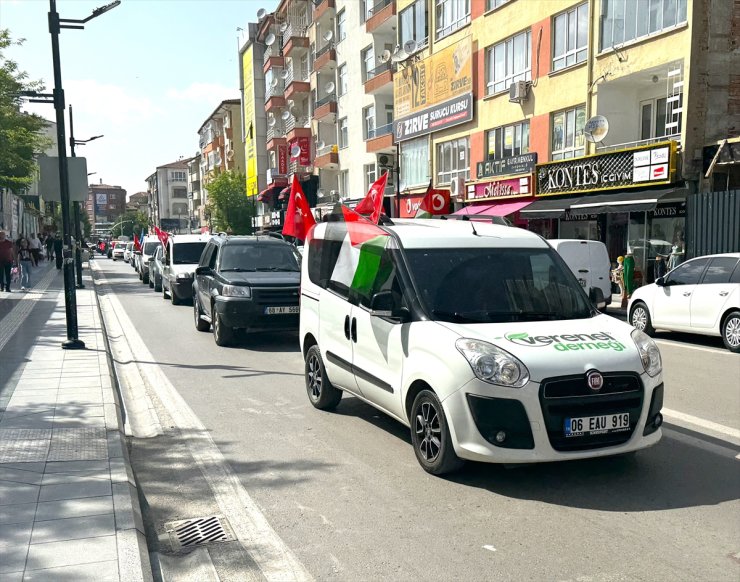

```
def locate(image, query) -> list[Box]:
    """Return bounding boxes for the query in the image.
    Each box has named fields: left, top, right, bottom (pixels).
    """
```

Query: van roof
left=169, top=234, right=213, bottom=243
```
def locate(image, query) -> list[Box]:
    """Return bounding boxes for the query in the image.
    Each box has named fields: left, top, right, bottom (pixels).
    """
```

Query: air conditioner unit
left=449, top=177, right=465, bottom=199
left=509, top=81, right=530, bottom=103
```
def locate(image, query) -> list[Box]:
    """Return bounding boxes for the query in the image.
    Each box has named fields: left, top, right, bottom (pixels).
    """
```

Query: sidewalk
left=0, top=264, right=152, bottom=581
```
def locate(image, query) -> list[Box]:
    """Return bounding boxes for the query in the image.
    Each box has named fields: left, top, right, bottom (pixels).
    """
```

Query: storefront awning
left=453, top=199, right=533, bottom=217
left=569, top=187, right=689, bottom=214
left=278, top=186, right=290, bottom=200
left=519, top=197, right=578, bottom=219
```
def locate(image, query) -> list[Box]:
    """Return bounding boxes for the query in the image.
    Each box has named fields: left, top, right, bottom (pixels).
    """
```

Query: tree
left=206, top=170, right=254, bottom=234
left=0, top=30, right=49, bottom=192
left=110, top=210, right=148, bottom=238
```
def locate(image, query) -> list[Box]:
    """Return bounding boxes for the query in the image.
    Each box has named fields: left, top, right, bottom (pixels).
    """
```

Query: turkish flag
left=133, top=234, right=141, bottom=252
left=354, top=172, right=388, bottom=224
left=282, top=175, right=316, bottom=241
left=417, top=180, right=451, bottom=216
left=154, top=225, right=169, bottom=249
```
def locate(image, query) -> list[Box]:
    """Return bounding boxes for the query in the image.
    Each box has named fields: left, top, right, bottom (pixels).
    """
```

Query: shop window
left=400, top=137, right=430, bottom=190
left=551, top=105, right=586, bottom=160
left=486, top=30, right=531, bottom=95
left=435, top=0, right=471, bottom=40
left=336, top=9, right=347, bottom=42
left=399, top=0, right=428, bottom=49
left=486, top=121, right=530, bottom=160
left=600, top=0, right=688, bottom=51
left=553, top=3, right=588, bottom=72
left=338, top=117, right=348, bottom=149
left=640, top=94, right=683, bottom=140
left=436, top=137, right=470, bottom=186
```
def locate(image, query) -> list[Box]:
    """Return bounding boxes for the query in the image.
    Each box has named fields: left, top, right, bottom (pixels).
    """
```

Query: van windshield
left=143, top=242, right=160, bottom=254
left=404, top=247, right=594, bottom=323
left=173, top=242, right=207, bottom=264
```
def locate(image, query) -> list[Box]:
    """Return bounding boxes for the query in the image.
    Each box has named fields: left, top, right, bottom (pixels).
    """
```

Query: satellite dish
left=280, top=69, right=289, bottom=79
left=256, top=8, right=267, bottom=21
left=267, top=117, right=276, bottom=127
left=403, top=39, right=417, bottom=55
left=279, top=22, right=289, bottom=33
left=265, top=33, right=276, bottom=46
left=323, top=30, right=333, bottom=42
left=379, top=50, right=392, bottom=64
left=317, top=140, right=326, bottom=149
left=324, top=81, right=335, bottom=93
left=281, top=110, right=292, bottom=121
left=290, top=144, right=302, bottom=158
left=391, top=46, right=408, bottom=63
left=584, top=115, right=610, bottom=143
left=270, top=78, right=279, bottom=88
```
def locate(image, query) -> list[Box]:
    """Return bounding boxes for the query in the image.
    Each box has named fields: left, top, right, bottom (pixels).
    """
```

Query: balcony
left=285, top=115, right=312, bottom=142
left=285, top=66, right=310, bottom=99
left=313, top=0, right=335, bottom=21
left=365, top=0, right=396, bottom=35
left=365, top=122, right=394, bottom=153
left=282, top=22, right=309, bottom=58
left=313, top=93, right=337, bottom=121
left=266, top=125, right=287, bottom=151
left=314, top=144, right=339, bottom=169
left=312, top=43, right=336, bottom=73
left=265, top=81, right=286, bottom=112
left=263, top=47, right=285, bottom=74
left=364, top=62, right=393, bottom=94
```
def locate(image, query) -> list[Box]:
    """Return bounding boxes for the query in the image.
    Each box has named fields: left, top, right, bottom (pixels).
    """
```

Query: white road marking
left=662, top=428, right=739, bottom=461
left=482, top=545, right=497, bottom=552
left=662, top=408, right=740, bottom=442
left=93, top=263, right=313, bottom=582
left=654, top=338, right=731, bottom=355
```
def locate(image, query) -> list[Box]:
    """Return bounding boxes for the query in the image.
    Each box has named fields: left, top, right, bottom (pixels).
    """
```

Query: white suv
left=300, top=218, right=664, bottom=474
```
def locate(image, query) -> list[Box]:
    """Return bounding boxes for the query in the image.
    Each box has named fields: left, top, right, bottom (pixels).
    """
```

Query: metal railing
left=266, top=125, right=285, bottom=142
left=265, top=81, right=285, bottom=101
left=314, top=42, right=334, bottom=61
left=316, top=144, right=338, bottom=157
left=263, top=44, right=280, bottom=65
left=596, top=134, right=681, bottom=153
left=365, top=60, right=391, bottom=82
left=282, top=22, right=308, bottom=47
left=315, top=93, right=336, bottom=109
left=366, top=0, right=392, bottom=19
left=367, top=122, right=393, bottom=139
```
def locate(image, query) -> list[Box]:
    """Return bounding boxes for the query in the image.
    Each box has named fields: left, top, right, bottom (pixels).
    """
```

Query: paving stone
left=41, top=469, right=110, bottom=485
left=31, top=513, right=115, bottom=544
left=0, top=430, right=51, bottom=464
left=44, top=460, right=108, bottom=473
left=23, top=559, right=120, bottom=581
left=47, top=428, right=108, bottom=461
left=0, top=521, right=33, bottom=547
left=0, top=502, right=37, bottom=525
left=0, top=412, right=55, bottom=430
left=24, top=534, right=117, bottom=570
left=33, top=495, right=113, bottom=522
left=0, top=544, right=27, bottom=574
left=0, top=466, right=44, bottom=485
left=39, top=479, right=112, bottom=502
left=51, top=415, right=106, bottom=429
left=0, top=482, right=39, bottom=506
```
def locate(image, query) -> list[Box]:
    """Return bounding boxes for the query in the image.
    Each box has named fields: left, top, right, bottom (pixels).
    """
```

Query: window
left=400, top=137, right=429, bottom=190
left=364, top=163, right=377, bottom=191
left=551, top=105, right=586, bottom=160
left=486, top=30, right=531, bottom=95
left=666, top=258, right=709, bottom=285
left=436, top=137, right=470, bottom=185
left=399, top=0, right=428, bottom=48
left=361, top=44, right=375, bottom=81
left=640, top=94, right=683, bottom=140
left=336, top=9, right=347, bottom=42
left=173, top=187, right=187, bottom=199
left=171, top=171, right=186, bottom=182
left=172, top=203, right=188, bottom=216
left=701, top=258, right=739, bottom=284
left=360, top=0, right=373, bottom=22
left=364, top=105, right=376, bottom=139
left=435, top=0, right=471, bottom=39
left=339, top=170, right=349, bottom=197
left=338, top=64, right=348, bottom=96
left=601, top=0, right=688, bottom=50
left=486, top=0, right=511, bottom=9
left=338, top=117, right=348, bottom=148
left=486, top=121, right=530, bottom=160
left=553, top=3, right=588, bottom=71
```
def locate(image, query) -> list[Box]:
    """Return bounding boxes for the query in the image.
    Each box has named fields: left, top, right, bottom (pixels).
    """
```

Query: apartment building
left=126, top=191, right=149, bottom=214
left=86, top=181, right=127, bottom=232
left=145, top=160, right=190, bottom=231
left=187, top=154, right=204, bottom=232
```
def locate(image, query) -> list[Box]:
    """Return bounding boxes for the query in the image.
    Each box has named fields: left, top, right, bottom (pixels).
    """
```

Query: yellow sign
left=242, top=45, right=258, bottom=197
left=393, top=37, right=472, bottom=119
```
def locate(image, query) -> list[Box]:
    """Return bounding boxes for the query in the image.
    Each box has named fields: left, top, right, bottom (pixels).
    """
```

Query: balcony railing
left=315, top=93, right=336, bottom=108
left=365, top=61, right=391, bottom=82
left=282, top=22, right=308, bottom=47
left=316, top=144, right=338, bottom=157
left=367, top=122, right=393, bottom=139
left=266, top=125, right=285, bottom=142
left=596, top=134, right=681, bottom=153
left=265, top=81, right=285, bottom=101
left=263, top=44, right=280, bottom=65
left=285, top=65, right=310, bottom=86
left=314, top=42, right=334, bottom=60
left=364, top=0, right=393, bottom=21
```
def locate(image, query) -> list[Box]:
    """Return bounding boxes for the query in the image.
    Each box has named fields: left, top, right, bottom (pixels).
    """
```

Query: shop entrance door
left=606, top=213, right=628, bottom=265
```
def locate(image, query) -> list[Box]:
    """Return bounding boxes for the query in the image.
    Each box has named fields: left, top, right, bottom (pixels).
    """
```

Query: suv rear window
left=219, top=244, right=300, bottom=272
left=173, top=242, right=207, bottom=264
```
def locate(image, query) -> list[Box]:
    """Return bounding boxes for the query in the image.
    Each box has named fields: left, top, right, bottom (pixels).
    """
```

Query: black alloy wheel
left=212, top=312, right=234, bottom=346
left=305, top=345, right=342, bottom=410
left=194, top=297, right=210, bottom=332
left=410, top=390, right=463, bottom=475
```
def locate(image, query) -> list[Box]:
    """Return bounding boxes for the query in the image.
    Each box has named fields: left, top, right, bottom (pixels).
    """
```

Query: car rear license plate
left=264, top=306, right=299, bottom=315
left=564, top=413, right=629, bottom=437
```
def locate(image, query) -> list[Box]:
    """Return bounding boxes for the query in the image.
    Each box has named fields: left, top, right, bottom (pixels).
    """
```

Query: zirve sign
left=503, top=331, right=627, bottom=352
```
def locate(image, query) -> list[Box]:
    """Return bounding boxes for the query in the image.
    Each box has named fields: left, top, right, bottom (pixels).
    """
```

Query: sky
left=0, top=0, right=273, bottom=199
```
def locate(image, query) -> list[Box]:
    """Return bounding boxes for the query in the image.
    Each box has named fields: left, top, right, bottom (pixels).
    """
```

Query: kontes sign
left=536, top=141, right=677, bottom=196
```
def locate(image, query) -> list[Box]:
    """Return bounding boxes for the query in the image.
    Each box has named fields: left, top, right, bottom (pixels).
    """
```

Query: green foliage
left=0, top=30, right=50, bottom=192
left=110, top=210, right=148, bottom=238
left=205, top=170, right=254, bottom=234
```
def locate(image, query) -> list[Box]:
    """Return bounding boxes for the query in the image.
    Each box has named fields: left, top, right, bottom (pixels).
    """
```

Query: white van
left=161, top=233, right=212, bottom=305
left=300, top=218, right=663, bottom=475
left=135, top=235, right=161, bottom=284
left=548, top=239, right=611, bottom=309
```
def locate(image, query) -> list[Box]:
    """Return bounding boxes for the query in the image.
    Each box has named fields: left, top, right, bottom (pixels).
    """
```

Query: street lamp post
left=68, top=103, right=103, bottom=289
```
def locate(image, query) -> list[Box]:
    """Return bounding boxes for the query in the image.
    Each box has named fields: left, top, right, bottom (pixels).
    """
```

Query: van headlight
left=456, top=338, right=529, bottom=388
left=221, top=285, right=251, bottom=298
left=631, top=329, right=662, bottom=377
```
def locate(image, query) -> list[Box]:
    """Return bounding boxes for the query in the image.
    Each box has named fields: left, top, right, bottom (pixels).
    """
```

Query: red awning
left=453, top=199, right=533, bottom=216
left=278, top=186, right=290, bottom=200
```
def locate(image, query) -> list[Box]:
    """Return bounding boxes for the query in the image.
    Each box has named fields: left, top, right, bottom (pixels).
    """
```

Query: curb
left=90, top=265, right=154, bottom=582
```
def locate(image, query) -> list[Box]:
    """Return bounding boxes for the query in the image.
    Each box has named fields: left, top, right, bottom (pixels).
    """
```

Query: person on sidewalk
left=45, top=233, right=54, bottom=261
left=18, top=238, right=33, bottom=291
left=53, top=233, right=63, bottom=270
left=28, top=233, right=42, bottom=266
left=0, top=230, right=16, bottom=292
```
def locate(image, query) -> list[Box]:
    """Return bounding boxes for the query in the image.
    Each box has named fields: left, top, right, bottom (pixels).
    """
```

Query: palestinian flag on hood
left=325, top=203, right=393, bottom=298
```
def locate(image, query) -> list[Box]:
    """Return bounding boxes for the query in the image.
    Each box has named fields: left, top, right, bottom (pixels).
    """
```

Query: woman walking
left=18, top=239, right=34, bottom=291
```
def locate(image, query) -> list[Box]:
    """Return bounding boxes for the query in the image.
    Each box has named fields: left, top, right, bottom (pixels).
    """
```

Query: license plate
left=564, top=413, right=630, bottom=437
left=264, top=306, right=299, bottom=315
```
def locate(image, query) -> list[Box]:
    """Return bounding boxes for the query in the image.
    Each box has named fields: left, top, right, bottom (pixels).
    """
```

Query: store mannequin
left=613, top=256, right=625, bottom=307
left=623, top=253, right=635, bottom=301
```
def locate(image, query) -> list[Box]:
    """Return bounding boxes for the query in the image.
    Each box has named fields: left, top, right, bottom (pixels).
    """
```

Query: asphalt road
left=97, top=257, right=740, bottom=582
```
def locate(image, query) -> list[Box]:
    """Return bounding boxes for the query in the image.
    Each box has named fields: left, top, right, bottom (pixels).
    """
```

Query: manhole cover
left=165, top=515, right=234, bottom=550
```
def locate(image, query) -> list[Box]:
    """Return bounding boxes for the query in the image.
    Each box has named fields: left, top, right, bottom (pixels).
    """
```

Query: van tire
left=721, top=310, right=740, bottom=353
left=305, top=345, right=342, bottom=410
left=630, top=302, right=655, bottom=336
left=410, top=390, right=464, bottom=475
left=154, top=276, right=162, bottom=293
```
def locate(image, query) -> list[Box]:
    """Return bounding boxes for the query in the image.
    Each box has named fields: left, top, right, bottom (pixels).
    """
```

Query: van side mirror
left=370, top=291, right=410, bottom=322
left=195, top=266, right=211, bottom=276
left=589, top=286, right=606, bottom=309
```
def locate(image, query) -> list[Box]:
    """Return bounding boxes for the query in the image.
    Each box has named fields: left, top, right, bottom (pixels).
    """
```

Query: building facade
left=187, top=154, right=204, bottom=232
left=145, top=160, right=190, bottom=232
left=86, top=181, right=127, bottom=233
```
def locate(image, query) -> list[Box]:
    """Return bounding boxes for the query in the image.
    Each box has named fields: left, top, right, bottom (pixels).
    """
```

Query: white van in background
left=548, top=239, right=611, bottom=310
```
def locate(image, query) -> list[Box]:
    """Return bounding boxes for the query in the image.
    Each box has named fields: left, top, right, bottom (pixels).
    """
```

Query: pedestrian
left=53, top=233, right=63, bottom=270
left=45, top=233, right=54, bottom=261
left=28, top=233, right=42, bottom=266
left=18, top=238, right=33, bottom=291
left=0, top=230, right=16, bottom=292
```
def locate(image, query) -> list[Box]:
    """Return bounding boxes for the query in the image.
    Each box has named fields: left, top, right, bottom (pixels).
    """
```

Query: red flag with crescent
left=354, top=171, right=388, bottom=224
left=416, top=180, right=451, bottom=217
left=282, top=175, right=316, bottom=241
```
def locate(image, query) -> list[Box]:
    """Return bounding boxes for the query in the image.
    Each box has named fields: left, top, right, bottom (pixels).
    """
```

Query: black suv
left=192, top=235, right=301, bottom=345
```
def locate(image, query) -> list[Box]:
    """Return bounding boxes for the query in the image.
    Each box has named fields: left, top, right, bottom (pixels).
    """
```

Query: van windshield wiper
left=254, top=267, right=299, bottom=272
left=486, top=311, right=561, bottom=321
left=220, top=267, right=257, bottom=272
left=431, top=310, right=488, bottom=323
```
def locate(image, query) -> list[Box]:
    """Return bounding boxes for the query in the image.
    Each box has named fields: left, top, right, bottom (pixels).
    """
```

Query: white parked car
left=300, top=218, right=664, bottom=475
left=111, top=242, right=126, bottom=261
left=629, top=253, right=740, bottom=353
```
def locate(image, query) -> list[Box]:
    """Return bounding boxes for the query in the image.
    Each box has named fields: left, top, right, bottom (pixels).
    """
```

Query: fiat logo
left=587, top=371, right=604, bottom=392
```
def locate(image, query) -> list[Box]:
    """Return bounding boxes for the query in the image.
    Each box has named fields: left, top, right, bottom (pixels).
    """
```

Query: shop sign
left=467, top=176, right=532, bottom=202
left=288, top=137, right=311, bottom=166
left=399, top=194, right=425, bottom=218
left=394, top=93, right=473, bottom=142
left=278, top=144, right=288, bottom=174
left=536, top=141, right=677, bottom=197
left=477, top=153, right=537, bottom=179
left=651, top=202, right=686, bottom=217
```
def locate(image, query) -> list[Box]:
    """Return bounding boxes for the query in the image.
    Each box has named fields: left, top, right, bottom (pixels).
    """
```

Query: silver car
left=148, top=246, right=164, bottom=292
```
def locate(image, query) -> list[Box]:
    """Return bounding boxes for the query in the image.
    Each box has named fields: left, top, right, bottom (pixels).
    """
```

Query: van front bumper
left=441, top=373, right=662, bottom=463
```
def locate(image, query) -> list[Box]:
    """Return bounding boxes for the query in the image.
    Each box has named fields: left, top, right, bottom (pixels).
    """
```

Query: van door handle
left=719, top=291, right=729, bottom=296
left=344, top=315, right=351, bottom=340
left=683, top=292, right=691, bottom=297
left=351, top=317, right=357, bottom=343
left=578, top=269, right=589, bottom=273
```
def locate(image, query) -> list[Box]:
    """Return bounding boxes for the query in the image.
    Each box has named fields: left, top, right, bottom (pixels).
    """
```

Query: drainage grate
left=165, top=515, right=234, bottom=550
